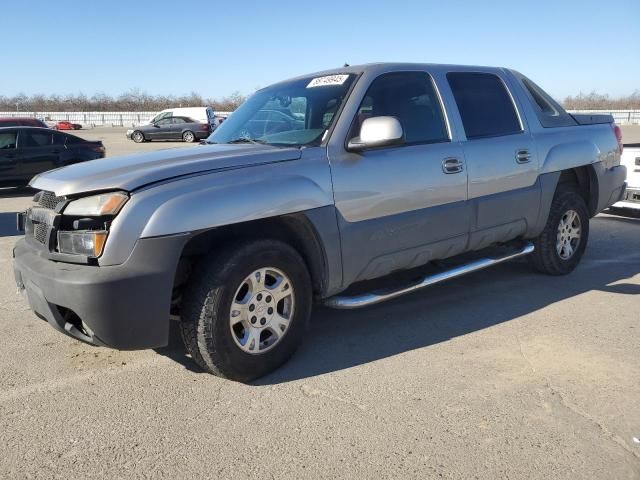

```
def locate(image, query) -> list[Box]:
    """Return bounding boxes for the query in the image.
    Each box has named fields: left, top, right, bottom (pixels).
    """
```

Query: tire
left=182, top=131, right=196, bottom=143
left=132, top=131, right=145, bottom=143
left=180, top=239, right=312, bottom=382
left=529, top=184, right=590, bottom=275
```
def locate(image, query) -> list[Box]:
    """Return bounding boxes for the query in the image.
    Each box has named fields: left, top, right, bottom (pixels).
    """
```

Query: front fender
left=140, top=174, right=331, bottom=238
left=99, top=150, right=334, bottom=266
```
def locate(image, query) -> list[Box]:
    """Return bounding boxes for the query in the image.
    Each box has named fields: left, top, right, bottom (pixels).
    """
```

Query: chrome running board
left=323, top=242, right=535, bottom=309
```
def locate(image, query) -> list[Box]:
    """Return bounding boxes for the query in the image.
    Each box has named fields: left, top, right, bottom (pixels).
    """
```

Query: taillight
left=199, top=123, right=210, bottom=132
left=612, top=123, right=623, bottom=154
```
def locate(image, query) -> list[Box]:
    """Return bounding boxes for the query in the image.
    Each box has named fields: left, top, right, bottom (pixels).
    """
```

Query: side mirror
left=347, top=116, right=404, bottom=152
left=153, top=123, right=160, bottom=128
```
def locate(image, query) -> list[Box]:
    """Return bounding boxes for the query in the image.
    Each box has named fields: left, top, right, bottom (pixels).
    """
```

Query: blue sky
left=3, top=0, right=638, bottom=100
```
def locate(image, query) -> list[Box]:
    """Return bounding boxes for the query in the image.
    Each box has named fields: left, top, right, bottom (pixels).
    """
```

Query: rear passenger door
left=329, top=71, right=470, bottom=285
left=446, top=71, right=539, bottom=250
left=17, top=129, right=58, bottom=178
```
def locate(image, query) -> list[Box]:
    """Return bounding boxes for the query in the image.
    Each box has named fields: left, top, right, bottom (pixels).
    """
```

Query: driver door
left=328, top=71, right=470, bottom=286
left=149, top=117, right=173, bottom=140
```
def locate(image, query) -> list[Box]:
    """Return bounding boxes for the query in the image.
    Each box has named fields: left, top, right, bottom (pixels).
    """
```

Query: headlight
left=63, top=192, right=128, bottom=216
left=58, top=231, right=108, bottom=257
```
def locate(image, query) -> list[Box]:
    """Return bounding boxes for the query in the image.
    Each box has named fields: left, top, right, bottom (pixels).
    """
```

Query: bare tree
left=0, top=90, right=247, bottom=112
left=563, top=91, right=640, bottom=110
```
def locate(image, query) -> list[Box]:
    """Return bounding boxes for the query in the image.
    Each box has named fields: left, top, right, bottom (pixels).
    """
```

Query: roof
left=266, top=62, right=507, bottom=89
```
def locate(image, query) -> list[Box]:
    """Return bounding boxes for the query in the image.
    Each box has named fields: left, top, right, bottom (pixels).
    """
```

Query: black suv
left=0, top=127, right=105, bottom=187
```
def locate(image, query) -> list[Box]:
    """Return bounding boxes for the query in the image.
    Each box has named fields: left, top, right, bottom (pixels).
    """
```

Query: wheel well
left=558, top=166, right=598, bottom=216
left=172, top=214, right=328, bottom=309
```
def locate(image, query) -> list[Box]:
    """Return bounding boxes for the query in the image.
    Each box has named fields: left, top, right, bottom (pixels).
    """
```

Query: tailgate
left=570, top=113, right=614, bottom=125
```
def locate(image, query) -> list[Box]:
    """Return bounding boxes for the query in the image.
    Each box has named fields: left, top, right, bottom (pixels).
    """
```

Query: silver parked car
left=14, top=63, right=626, bottom=381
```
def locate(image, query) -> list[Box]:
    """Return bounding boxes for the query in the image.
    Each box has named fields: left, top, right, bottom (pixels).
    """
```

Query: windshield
left=207, top=74, right=356, bottom=147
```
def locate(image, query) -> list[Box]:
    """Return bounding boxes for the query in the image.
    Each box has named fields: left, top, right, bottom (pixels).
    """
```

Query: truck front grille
left=33, top=223, right=49, bottom=244
left=25, top=191, right=65, bottom=249
left=34, top=190, right=66, bottom=211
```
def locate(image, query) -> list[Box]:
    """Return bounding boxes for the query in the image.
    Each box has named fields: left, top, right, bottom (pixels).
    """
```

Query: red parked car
left=0, top=117, right=49, bottom=128
left=54, top=121, right=82, bottom=130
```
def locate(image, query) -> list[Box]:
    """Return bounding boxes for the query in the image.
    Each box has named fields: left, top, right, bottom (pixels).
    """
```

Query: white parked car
left=612, top=143, right=640, bottom=211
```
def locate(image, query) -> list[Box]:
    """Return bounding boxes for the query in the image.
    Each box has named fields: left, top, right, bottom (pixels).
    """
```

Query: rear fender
left=540, top=140, right=601, bottom=173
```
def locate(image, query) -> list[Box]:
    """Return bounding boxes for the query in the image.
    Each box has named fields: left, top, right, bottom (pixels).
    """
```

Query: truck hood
left=30, top=144, right=303, bottom=197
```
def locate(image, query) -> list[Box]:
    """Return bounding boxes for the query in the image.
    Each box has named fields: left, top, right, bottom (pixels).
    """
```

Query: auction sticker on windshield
left=307, top=74, right=350, bottom=88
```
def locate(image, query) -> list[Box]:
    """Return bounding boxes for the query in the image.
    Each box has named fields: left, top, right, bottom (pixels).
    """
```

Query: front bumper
left=125, top=129, right=133, bottom=139
left=13, top=234, right=190, bottom=350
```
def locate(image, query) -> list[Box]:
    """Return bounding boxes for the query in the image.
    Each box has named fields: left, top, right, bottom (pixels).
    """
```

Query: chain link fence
left=2, top=110, right=639, bottom=127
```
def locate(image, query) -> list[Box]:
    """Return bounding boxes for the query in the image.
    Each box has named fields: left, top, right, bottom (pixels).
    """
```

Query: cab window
left=447, top=72, right=522, bottom=139
left=351, top=72, right=449, bottom=145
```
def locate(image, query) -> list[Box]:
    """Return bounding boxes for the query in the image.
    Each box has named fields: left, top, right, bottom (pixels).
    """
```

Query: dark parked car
left=245, top=109, right=304, bottom=138
left=0, top=117, right=49, bottom=128
left=0, top=127, right=105, bottom=187
left=126, top=116, right=210, bottom=143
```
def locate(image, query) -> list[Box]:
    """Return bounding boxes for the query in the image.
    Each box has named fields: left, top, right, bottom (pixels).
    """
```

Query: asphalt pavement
left=0, top=127, right=638, bottom=479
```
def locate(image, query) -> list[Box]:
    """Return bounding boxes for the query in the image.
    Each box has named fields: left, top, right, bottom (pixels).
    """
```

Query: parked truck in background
left=611, top=143, right=640, bottom=211
left=13, top=63, right=626, bottom=381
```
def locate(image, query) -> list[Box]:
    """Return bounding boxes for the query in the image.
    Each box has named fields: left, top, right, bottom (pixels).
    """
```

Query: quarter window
left=447, top=72, right=522, bottom=139
left=352, top=72, right=449, bottom=145
left=52, top=132, right=67, bottom=145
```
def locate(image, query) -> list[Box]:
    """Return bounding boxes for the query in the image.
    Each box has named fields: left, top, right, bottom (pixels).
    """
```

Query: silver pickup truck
left=13, top=63, right=627, bottom=381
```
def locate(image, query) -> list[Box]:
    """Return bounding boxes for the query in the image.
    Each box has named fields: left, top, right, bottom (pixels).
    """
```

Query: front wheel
left=180, top=240, right=312, bottom=382
left=182, top=131, right=196, bottom=143
left=529, top=185, right=590, bottom=275
left=132, top=131, right=145, bottom=143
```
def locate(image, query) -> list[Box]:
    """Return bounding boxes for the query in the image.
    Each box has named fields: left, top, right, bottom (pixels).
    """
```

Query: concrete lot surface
left=0, top=129, right=638, bottom=479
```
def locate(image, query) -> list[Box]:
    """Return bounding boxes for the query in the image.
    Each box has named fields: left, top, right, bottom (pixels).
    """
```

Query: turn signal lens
left=58, top=230, right=108, bottom=257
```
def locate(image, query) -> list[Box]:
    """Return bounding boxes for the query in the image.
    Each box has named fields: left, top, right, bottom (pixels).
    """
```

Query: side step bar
left=324, top=242, right=535, bottom=309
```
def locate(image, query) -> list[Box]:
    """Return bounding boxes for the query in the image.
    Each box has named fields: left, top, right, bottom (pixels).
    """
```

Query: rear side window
left=352, top=71, right=449, bottom=145
left=447, top=72, right=522, bottom=139
left=22, top=130, right=52, bottom=147
left=0, top=132, right=17, bottom=149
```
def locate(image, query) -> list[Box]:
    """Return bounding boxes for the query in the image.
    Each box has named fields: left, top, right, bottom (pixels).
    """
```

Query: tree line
left=560, top=91, right=640, bottom=110
left=0, top=90, right=246, bottom=112
left=1, top=90, right=639, bottom=112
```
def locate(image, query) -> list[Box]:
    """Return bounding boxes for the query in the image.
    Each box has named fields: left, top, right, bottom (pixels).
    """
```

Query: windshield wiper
left=227, top=137, right=268, bottom=145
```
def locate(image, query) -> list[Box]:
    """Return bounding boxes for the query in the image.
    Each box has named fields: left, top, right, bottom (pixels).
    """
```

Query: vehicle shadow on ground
left=157, top=216, right=640, bottom=382
left=154, top=322, right=204, bottom=373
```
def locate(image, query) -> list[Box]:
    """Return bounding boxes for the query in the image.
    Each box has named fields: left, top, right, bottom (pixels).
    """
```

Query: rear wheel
left=180, top=240, right=312, bottom=382
left=132, top=131, right=145, bottom=143
left=529, top=185, right=590, bottom=275
left=182, top=131, right=196, bottom=143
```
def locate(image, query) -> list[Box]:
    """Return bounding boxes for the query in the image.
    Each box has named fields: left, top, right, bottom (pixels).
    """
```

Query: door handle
left=442, top=157, right=464, bottom=174
left=516, top=149, right=531, bottom=164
